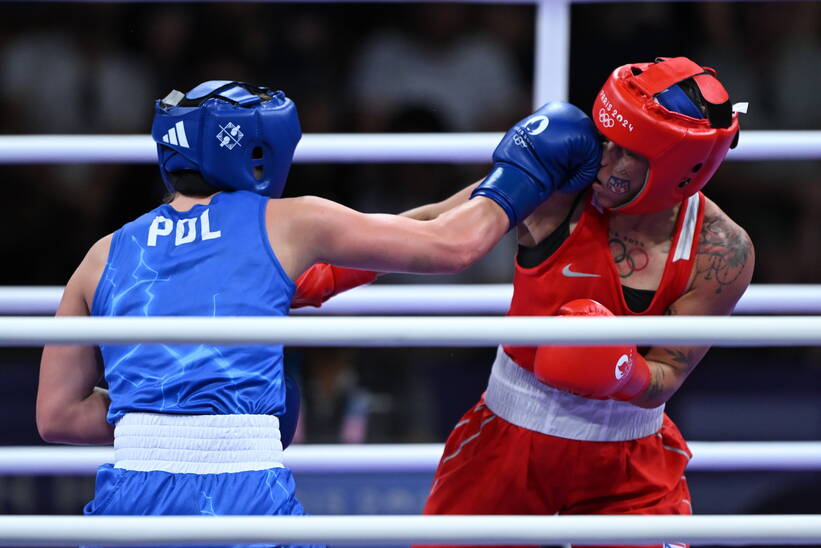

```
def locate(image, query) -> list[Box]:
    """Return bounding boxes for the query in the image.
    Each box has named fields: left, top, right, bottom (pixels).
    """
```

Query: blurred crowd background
left=1, top=0, right=820, bottom=520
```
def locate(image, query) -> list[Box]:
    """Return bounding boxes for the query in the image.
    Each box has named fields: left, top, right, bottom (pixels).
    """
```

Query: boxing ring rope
left=0, top=315, right=819, bottom=346
left=1, top=284, right=819, bottom=315
left=6, top=514, right=821, bottom=546
left=0, top=131, right=819, bottom=164
left=3, top=442, right=821, bottom=476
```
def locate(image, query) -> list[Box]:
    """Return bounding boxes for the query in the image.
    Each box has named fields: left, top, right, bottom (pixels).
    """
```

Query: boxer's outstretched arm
left=289, top=102, right=600, bottom=297
left=272, top=194, right=508, bottom=279
left=37, top=236, right=114, bottom=445
left=631, top=204, right=755, bottom=409
left=400, top=182, right=479, bottom=221
left=290, top=182, right=481, bottom=308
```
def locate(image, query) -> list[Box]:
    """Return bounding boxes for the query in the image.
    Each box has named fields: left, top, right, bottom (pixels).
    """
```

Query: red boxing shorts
left=419, top=399, right=692, bottom=548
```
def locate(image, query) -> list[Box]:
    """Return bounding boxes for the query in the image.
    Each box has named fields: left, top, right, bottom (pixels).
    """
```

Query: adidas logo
left=161, top=121, right=190, bottom=148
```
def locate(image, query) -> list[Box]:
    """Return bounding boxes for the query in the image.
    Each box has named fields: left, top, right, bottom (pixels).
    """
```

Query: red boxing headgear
left=593, top=57, right=740, bottom=214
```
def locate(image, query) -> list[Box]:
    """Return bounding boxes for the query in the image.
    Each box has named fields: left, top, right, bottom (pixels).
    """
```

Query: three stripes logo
left=161, top=121, right=190, bottom=148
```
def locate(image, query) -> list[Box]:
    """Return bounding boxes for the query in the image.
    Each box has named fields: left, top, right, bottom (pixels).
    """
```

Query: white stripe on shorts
left=484, top=347, right=664, bottom=441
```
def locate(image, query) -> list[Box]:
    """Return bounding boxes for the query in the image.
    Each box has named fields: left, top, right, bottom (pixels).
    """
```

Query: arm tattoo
left=663, top=348, right=697, bottom=368
left=644, top=365, right=666, bottom=401
left=695, top=215, right=750, bottom=294
left=643, top=348, right=698, bottom=402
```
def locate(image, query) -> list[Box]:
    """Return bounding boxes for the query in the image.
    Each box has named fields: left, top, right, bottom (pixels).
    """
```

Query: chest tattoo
left=609, top=230, right=651, bottom=278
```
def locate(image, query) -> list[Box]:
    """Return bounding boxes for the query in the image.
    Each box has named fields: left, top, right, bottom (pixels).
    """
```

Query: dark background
left=0, top=0, right=820, bottom=524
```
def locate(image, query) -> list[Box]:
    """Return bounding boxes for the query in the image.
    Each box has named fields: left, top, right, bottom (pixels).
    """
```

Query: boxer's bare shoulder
left=69, top=234, right=114, bottom=312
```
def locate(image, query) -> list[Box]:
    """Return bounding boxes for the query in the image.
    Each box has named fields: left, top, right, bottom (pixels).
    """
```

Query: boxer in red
left=294, top=57, right=754, bottom=548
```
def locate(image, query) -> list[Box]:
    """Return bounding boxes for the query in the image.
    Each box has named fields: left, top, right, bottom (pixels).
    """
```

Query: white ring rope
left=0, top=316, right=820, bottom=346
left=2, top=514, right=821, bottom=546
left=3, top=442, right=821, bottom=476
left=297, top=284, right=821, bottom=315
left=1, top=284, right=819, bottom=315
left=0, top=131, right=818, bottom=164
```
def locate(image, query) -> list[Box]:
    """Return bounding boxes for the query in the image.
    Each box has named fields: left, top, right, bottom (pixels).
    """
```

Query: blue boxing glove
left=472, top=102, right=601, bottom=228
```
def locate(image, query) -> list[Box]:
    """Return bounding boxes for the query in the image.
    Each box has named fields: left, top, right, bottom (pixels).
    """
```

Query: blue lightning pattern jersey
left=92, top=191, right=294, bottom=424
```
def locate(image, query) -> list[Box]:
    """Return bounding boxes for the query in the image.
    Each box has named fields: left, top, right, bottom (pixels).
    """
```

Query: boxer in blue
left=36, top=80, right=601, bottom=547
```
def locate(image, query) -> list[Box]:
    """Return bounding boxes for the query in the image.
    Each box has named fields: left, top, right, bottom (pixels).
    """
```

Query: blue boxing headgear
left=151, top=81, right=301, bottom=198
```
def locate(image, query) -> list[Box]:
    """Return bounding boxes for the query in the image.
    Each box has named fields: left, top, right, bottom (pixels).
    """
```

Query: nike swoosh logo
left=561, top=264, right=602, bottom=278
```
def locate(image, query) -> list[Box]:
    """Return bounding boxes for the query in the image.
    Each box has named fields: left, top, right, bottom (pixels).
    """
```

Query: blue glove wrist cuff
left=471, top=164, right=554, bottom=229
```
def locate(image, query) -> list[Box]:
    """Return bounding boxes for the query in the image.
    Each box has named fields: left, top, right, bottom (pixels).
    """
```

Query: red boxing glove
left=291, top=264, right=377, bottom=309
left=533, top=299, right=650, bottom=401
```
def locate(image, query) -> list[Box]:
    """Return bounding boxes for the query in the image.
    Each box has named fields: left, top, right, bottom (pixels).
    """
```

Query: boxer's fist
left=471, top=102, right=601, bottom=228
left=292, top=263, right=377, bottom=309
left=534, top=299, right=650, bottom=401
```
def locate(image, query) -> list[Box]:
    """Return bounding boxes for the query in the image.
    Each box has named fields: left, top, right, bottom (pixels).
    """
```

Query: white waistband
left=113, top=413, right=285, bottom=474
left=484, top=346, right=664, bottom=441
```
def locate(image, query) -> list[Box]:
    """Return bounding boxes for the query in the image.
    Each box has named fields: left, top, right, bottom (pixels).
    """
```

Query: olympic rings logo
left=598, top=108, right=615, bottom=128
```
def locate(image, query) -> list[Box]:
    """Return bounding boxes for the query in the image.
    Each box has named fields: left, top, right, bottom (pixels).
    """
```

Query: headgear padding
left=593, top=57, right=739, bottom=214
left=152, top=81, right=301, bottom=198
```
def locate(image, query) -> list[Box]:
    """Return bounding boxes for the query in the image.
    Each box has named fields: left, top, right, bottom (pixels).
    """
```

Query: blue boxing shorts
left=83, top=413, right=323, bottom=548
